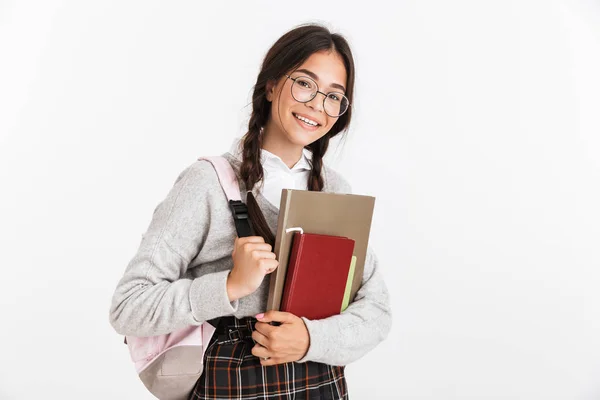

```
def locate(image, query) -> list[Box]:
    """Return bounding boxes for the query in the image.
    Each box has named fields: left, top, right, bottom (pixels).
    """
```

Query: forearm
left=108, top=161, right=239, bottom=336
left=109, top=246, right=239, bottom=337
left=297, top=247, right=392, bottom=366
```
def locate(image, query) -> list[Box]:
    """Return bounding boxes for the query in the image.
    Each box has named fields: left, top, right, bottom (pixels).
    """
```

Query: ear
left=265, top=79, right=276, bottom=102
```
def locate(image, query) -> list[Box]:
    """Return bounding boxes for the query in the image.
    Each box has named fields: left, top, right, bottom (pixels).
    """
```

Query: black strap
left=229, top=200, right=254, bottom=238
left=208, top=200, right=254, bottom=330
left=206, top=317, right=221, bottom=328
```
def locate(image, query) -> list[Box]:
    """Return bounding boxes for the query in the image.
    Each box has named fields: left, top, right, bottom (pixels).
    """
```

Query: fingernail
left=255, top=313, right=264, bottom=319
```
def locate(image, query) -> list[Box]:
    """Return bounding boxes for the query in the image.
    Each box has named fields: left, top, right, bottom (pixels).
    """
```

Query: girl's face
left=266, top=50, right=348, bottom=149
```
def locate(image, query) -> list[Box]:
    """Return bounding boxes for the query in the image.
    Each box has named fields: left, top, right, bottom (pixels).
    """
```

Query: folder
left=267, top=189, right=376, bottom=313
left=280, top=232, right=355, bottom=320
left=341, top=256, right=357, bottom=312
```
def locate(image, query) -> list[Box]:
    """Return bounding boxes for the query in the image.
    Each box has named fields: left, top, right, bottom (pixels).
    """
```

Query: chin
left=285, top=129, right=323, bottom=148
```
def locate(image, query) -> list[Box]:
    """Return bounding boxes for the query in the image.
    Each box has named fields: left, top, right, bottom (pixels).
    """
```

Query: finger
left=265, top=265, right=278, bottom=274
left=244, top=242, right=273, bottom=253
left=251, top=344, right=273, bottom=359
left=252, top=250, right=276, bottom=260
left=238, top=236, right=266, bottom=245
left=254, top=321, right=276, bottom=337
left=259, top=356, right=289, bottom=367
left=251, top=330, right=270, bottom=348
left=259, top=259, right=279, bottom=274
left=256, top=310, right=296, bottom=324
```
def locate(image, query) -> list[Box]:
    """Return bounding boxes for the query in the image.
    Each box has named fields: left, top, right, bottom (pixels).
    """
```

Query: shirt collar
left=228, top=136, right=312, bottom=172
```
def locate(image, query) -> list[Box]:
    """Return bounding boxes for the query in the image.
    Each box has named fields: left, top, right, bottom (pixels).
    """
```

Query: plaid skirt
left=189, top=316, right=348, bottom=400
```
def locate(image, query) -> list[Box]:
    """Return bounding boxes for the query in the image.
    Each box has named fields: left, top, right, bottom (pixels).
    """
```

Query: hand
left=251, top=311, right=310, bottom=366
left=227, top=236, right=278, bottom=301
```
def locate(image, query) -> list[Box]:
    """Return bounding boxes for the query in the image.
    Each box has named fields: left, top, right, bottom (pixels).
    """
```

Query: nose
left=305, top=91, right=325, bottom=113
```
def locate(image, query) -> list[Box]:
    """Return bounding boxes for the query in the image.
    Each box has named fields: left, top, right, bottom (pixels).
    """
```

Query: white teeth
left=294, top=113, right=318, bottom=126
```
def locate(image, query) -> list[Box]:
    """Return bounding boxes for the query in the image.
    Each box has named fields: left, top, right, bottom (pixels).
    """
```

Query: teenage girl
left=110, top=24, right=392, bottom=400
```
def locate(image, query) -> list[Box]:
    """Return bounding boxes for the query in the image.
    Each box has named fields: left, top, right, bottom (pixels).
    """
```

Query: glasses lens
left=324, top=93, right=349, bottom=117
left=291, top=76, right=317, bottom=102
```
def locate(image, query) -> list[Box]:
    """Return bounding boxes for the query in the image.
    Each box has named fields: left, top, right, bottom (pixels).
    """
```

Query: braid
left=307, top=137, right=329, bottom=191
left=241, top=112, right=265, bottom=184
left=239, top=101, right=275, bottom=246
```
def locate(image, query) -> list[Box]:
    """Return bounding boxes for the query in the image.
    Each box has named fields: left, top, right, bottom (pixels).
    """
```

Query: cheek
left=281, top=91, right=296, bottom=111
left=273, top=91, right=294, bottom=121
left=324, top=117, right=338, bottom=132
left=271, top=101, right=287, bottom=125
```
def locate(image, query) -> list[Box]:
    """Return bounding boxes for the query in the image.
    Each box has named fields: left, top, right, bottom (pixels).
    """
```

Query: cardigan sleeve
left=108, top=161, right=239, bottom=337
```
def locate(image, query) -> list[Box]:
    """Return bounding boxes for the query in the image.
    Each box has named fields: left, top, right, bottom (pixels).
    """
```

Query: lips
left=293, top=112, right=322, bottom=127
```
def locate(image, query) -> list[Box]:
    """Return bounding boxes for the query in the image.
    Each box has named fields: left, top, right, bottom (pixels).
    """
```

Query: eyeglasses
left=285, top=74, right=350, bottom=118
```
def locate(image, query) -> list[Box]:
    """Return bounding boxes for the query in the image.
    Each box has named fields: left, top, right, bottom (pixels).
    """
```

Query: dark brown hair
left=241, top=24, right=356, bottom=246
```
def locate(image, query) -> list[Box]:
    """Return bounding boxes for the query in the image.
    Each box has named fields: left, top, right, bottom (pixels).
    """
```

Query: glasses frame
left=285, top=74, right=350, bottom=118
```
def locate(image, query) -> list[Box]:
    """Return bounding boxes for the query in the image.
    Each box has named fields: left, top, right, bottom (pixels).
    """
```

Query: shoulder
left=165, top=159, right=228, bottom=205
left=322, top=164, right=352, bottom=194
left=173, top=159, right=221, bottom=187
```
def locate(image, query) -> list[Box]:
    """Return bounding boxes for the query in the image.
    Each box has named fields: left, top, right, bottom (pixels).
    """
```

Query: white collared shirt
left=228, top=137, right=312, bottom=210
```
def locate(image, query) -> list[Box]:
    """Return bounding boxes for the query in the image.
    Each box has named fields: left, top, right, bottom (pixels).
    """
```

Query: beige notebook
left=267, top=189, right=376, bottom=312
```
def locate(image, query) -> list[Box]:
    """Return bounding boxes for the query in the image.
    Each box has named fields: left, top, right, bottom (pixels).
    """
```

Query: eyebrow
left=294, top=68, right=347, bottom=93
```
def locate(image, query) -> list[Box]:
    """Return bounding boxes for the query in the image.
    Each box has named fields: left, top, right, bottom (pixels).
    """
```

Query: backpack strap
left=198, top=156, right=253, bottom=329
left=198, top=156, right=254, bottom=238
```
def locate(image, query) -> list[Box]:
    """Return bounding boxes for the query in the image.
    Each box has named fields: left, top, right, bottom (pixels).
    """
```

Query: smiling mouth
left=293, top=113, right=321, bottom=127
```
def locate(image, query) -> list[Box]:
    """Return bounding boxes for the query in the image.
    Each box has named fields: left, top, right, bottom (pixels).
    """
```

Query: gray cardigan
left=109, top=153, right=392, bottom=366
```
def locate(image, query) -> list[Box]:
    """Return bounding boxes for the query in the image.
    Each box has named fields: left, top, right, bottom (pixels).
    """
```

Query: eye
left=295, top=77, right=314, bottom=89
left=327, top=93, right=341, bottom=102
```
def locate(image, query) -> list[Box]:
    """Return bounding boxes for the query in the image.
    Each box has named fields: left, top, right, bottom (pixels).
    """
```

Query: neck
left=261, top=123, right=304, bottom=169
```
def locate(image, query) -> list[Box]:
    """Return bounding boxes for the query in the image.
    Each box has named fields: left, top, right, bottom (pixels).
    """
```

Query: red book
left=280, top=232, right=355, bottom=320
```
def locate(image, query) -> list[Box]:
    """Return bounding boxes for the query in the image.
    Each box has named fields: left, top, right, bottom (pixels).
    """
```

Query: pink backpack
left=124, top=156, right=252, bottom=400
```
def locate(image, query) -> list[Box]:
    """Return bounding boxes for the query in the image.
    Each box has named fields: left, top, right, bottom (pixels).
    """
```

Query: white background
left=1, top=0, right=599, bottom=399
